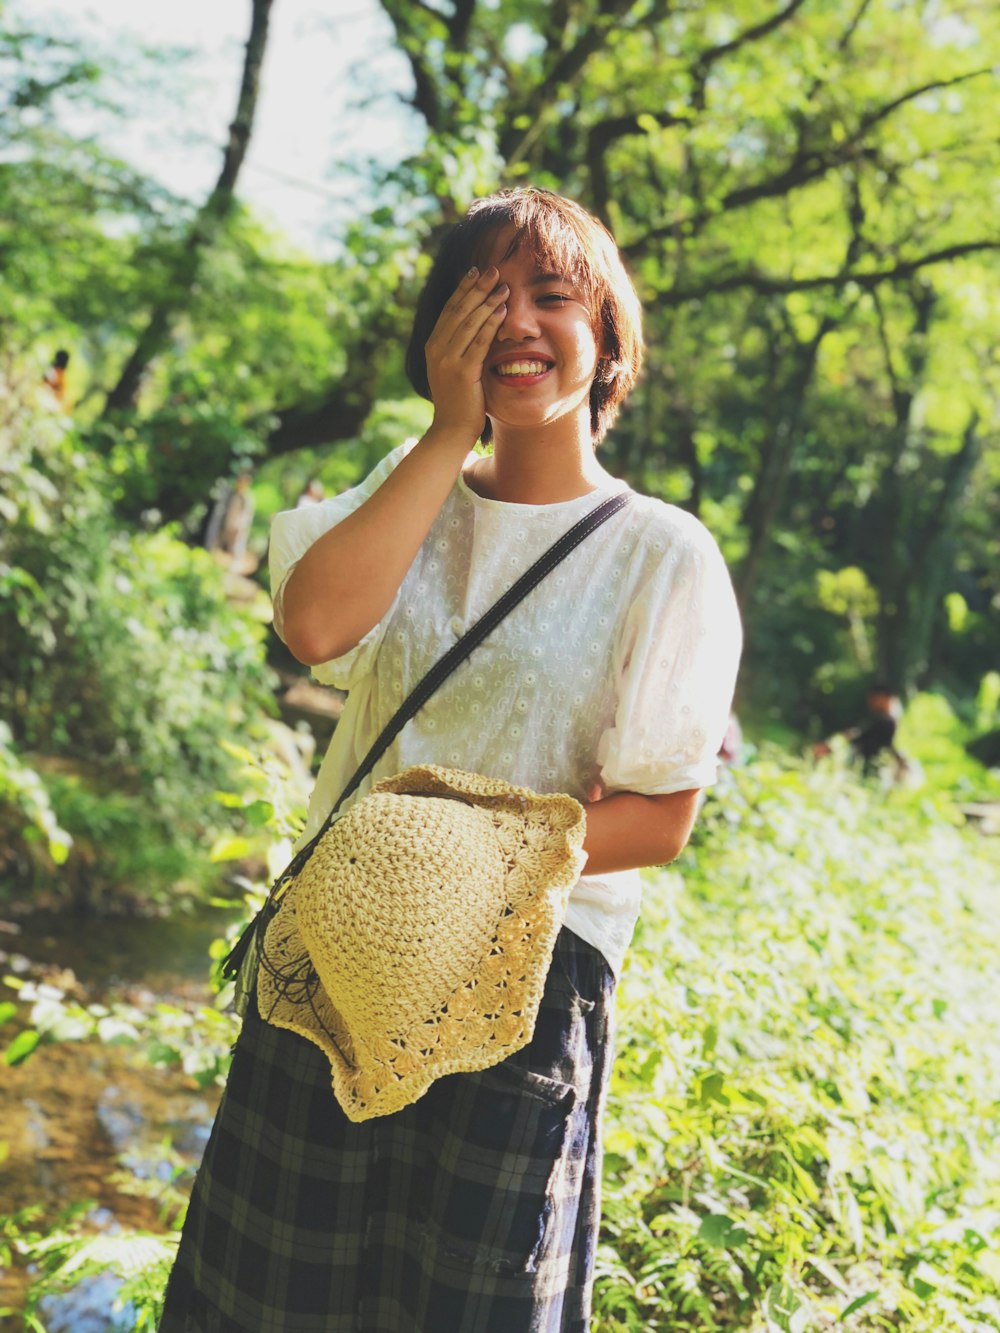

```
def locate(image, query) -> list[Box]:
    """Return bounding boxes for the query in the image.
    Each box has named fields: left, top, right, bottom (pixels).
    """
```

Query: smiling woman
left=158, top=187, right=742, bottom=1333
left=406, top=190, right=643, bottom=450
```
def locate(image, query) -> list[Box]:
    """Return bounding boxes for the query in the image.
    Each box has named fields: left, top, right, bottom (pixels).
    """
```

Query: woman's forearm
left=281, top=264, right=512, bottom=667
left=581, top=788, right=701, bottom=876
left=280, top=426, right=472, bottom=664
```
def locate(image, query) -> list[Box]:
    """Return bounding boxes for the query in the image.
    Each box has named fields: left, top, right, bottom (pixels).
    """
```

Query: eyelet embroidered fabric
left=269, top=441, right=743, bottom=977
left=256, top=766, right=586, bottom=1122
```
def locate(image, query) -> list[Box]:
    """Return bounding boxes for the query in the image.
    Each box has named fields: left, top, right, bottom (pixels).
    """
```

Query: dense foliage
left=0, top=367, right=277, bottom=903
left=2, top=0, right=997, bottom=726
left=597, top=758, right=1000, bottom=1331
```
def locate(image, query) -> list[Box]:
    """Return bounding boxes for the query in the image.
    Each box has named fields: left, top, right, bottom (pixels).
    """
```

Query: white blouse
left=269, top=441, right=742, bottom=976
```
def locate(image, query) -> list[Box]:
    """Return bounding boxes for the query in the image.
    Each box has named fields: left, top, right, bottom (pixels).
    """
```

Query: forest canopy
left=2, top=0, right=998, bottom=903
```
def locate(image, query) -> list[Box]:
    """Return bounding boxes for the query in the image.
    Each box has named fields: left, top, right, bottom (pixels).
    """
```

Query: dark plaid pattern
left=159, top=929, right=616, bottom=1333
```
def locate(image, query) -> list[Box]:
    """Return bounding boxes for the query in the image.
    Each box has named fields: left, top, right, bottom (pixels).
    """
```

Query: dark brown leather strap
left=333, top=488, right=631, bottom=815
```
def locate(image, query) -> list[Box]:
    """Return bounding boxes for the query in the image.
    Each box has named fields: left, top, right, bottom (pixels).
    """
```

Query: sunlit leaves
left=595, top=755, right=1000, bottom=1330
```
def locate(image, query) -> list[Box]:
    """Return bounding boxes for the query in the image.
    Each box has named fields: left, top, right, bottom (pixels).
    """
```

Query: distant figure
left=814, top=684, right=909, bottom=780
left=847, top=685, right=908, bottom=777
left=718, top=711, right=743, bottom=766
left=204, top=470, right=255, bottom=565
left=43, top=349, right=70, bottom=407
left=295, top=478, right=325, bottom=508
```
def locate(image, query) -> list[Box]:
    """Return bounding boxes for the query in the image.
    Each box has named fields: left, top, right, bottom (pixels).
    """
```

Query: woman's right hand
left=423, top=266, right=508, bottom=441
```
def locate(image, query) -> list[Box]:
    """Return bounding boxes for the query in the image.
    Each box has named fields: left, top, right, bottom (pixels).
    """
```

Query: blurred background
left=1, top=1, right=999, bottom=1329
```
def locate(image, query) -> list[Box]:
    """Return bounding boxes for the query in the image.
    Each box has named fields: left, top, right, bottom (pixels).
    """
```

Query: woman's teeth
left=495, top=361, right=549, bottom=376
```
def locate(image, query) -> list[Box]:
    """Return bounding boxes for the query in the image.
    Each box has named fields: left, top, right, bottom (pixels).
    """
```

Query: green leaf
left=697, top=1213, right=748, bottom=1249
left=244, top=799, right=274, bottom=827
left=5, top=1029, right=41, bottom=1065
left=209, top=835, right=256, bottom=863
left=147, top=1041, right=182, bottom=1066
left=698, top=1070, right=730, bottom=1106
left=840, top=1291, right=879, bottom=1318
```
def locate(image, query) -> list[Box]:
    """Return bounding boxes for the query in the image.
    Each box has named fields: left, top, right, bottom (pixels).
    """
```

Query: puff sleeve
left=597, top=508, right=742, bottom=795
left=268, top=442, right=413, bottom=689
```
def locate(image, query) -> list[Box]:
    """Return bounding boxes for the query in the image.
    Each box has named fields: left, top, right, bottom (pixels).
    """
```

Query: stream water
left=0, top=905, right=240, bottom=1330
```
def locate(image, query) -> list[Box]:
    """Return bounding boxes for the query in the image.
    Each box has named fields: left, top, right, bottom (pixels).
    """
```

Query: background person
left=295, top=477, right=325, bottom=507
left=203, top=469, right=255, bottom=567
left=813, top=684, right=909, bottom=780
left=42, top=348, right=70, bottom=408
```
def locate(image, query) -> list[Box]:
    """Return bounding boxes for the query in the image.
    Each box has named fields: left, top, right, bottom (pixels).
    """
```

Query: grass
left=595, top=755, right=1000, bottom=1331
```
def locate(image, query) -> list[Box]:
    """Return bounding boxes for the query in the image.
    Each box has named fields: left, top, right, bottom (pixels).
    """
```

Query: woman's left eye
left=538, top=293, right=571, bottom=305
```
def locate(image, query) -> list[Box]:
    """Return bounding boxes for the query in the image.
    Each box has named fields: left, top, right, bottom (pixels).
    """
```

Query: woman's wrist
left=581, top=789, right=701, bottom=876
left=422, top=418, right=483, bottom=455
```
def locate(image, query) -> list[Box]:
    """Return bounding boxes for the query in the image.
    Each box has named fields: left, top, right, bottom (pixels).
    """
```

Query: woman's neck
left=467, top=418, right=612, bottom=505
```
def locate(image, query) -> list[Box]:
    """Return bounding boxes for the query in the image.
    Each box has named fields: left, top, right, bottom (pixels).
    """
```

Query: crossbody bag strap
left=222, top=488, right=630, bottom=983
left=332, top=487, right=632, bottom=815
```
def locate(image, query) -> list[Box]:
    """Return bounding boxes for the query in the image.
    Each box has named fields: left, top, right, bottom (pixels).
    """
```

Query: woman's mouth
left=490, top=358, right=553, bottom=385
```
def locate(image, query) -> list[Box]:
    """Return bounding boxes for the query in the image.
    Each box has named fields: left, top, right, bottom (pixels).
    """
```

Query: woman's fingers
left=426, top=268, right=508, bottom=378
left=442, top=265, right=495, bottom=316
left=424, top=265, right=509, bottom=437
left=432, top=266, right=492, bottom=335
left=434, top=267, right=505, bottom=349
left=446, top=288, right=509, bottom=364
left=469, top=297, right=507, bottom=354
left=457, top=283, right=508, bottom=353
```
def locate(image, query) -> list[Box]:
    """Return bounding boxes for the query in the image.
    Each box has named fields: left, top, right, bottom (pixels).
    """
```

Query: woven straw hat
left=256, top=764, right=586, bottom=1122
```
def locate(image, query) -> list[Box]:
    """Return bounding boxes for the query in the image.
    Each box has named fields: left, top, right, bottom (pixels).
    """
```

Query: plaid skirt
left=158, top=928, right=616, bottom=1333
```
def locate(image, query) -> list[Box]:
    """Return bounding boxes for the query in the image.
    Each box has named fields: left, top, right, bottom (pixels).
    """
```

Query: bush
left=595, top=757, right=1000, bottom=1331
left=0, top=721, right=72, bottom=883
left=0, top=365, right=276, bottom=903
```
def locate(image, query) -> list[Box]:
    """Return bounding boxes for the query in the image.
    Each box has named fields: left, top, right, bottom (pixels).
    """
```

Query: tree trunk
left=263, top=316, right=398, bottom=456
left=102, top=0, right=274, bottom=415
left=870, top=284, right=935, bottom=691
left=736, top=315, right=834, bottom=604
left=878, top=413, right=982, bottom=691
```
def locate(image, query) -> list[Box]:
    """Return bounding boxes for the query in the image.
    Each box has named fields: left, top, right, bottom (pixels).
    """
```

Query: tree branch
left=735, top=172, right=870, bottom=604
left=587, top=110, right=692, bottom=216
left=588, top=108, right=692, bottom=157
left=799, top=0, right=874, bottom=120
left=379, top=0, right=444, bottom=129
left=836, top=0, right=875, bottom=53
left=628, top=66, right=994, bottom=255
left=855, top=67, right=992, bottom=139
left=870, top=287, right=908, bottom=425
left=737, top=309, right=841, bottom=604
left=102, top=0, right=273, bottom=415
left=449, top=0, right=476, bottom=48
left=656, top=241, right=1000, bottom=304
left=264, top=319, right=396, bottom=455
left=690, top=0, right=810, bottom=109
left=499, top=0, right=637, bottom=165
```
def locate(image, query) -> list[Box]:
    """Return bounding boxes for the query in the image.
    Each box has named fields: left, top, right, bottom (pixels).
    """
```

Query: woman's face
left=479, top=232, right=602, bottom=442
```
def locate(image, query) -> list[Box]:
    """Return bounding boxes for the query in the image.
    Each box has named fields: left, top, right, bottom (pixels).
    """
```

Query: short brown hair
left=405, top=188, right=644, bottom=445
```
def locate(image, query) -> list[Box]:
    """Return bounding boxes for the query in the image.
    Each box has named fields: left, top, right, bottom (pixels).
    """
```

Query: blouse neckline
left=457, top=460, right=629, bottom=514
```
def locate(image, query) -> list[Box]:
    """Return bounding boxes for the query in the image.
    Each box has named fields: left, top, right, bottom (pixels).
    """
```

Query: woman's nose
left=497, top=289, right=539, bottom=342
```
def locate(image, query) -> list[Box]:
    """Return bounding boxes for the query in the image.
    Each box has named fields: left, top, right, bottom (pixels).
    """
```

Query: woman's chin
left=485, top=396, right=589, bottom=439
